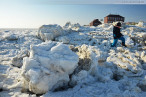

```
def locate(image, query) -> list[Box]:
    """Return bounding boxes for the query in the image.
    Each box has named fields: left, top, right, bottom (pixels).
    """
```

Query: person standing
left=111, top=22, right=127, bottom=47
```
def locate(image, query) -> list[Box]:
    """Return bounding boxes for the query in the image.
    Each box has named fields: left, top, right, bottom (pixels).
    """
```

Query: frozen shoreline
left=0, top=22, right=146, bottom=97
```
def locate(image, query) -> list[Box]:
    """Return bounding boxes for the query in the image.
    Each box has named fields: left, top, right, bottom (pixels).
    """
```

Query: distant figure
left=111, top=22, right=127, bottom=47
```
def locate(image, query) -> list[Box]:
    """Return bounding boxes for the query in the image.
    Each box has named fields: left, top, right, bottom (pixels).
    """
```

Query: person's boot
left=122, top=42, right=127, bottom=47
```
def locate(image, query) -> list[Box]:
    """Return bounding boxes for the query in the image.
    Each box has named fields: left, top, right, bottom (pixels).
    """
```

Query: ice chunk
left=3, top=33, right=18, bottom=41
left=70, top=70, right=88, bottom=85
left=55, top=36, right=70, bottom=44
left=107, top=49, right=143, bottom=77
left=124, top=35, right=134, bottom=47
left=37, top=24, right=67, bottom=41
left=137, top=21, right=146, bottom=28
left=11, top=50, right=29, bottom=67
left=21, top=41, right=79, bottom=94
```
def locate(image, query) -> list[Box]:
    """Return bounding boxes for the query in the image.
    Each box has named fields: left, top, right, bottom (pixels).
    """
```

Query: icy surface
left=37, top=24, right=68, bottom=41
left=0, top=22, right=146, bottom=97
left=137, top=21, right=146, bottom=28
left=21, top=41, right=79, bottom=94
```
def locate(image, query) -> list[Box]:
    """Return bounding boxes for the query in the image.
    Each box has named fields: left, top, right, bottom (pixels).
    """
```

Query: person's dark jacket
left=113, top=26, right=123, bottom=39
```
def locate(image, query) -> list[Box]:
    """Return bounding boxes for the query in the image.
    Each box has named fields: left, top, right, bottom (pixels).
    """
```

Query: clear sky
left=0, top=0, right=146, bottom=28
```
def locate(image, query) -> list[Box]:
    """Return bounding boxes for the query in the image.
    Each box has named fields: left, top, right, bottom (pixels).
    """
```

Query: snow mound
left=21, top=41, right=79, bottom=94
left=37, top=24, right=67, bottom=41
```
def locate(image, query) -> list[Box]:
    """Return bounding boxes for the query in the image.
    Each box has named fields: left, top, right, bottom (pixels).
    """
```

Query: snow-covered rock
left=37, top=24, right=66, bottom=41
left=21, top=41, right=79, bottom=94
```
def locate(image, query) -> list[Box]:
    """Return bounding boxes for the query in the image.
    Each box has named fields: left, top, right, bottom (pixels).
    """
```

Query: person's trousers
left=111, top=36, right=125, bottom=47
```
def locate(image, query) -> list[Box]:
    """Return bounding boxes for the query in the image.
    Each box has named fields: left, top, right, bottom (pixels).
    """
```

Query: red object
left=104, top=14, right=125, bottom=23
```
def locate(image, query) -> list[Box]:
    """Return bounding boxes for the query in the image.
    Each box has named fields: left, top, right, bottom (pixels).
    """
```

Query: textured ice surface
left=0, top=23, right=146, bottom=97
left=137, top=21, right=146, bottom=28
left=21, top=41, right=79, bottom=94
left=37, top=24, right=67, bottom=41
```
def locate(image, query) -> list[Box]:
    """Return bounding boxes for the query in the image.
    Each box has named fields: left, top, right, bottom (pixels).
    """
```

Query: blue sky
left=0, top=0, right=146, bottom=28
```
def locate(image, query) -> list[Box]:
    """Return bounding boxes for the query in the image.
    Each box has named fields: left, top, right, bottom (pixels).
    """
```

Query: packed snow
left=0, top=22, right=146, bottom=97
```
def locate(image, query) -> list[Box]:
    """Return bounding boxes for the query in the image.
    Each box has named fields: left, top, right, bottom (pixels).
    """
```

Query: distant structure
left=104, top=14, right=125, bottom=23
left=90, top=19, right=102, bottom=26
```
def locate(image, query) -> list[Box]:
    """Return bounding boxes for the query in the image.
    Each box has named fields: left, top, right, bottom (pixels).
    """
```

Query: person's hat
left=117, top=22, right=121, bottom=27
